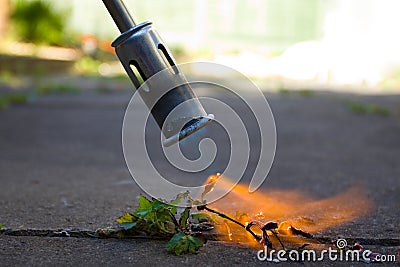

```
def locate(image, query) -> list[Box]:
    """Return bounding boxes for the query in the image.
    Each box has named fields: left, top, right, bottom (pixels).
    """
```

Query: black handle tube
left=102, top=0, right=136, bottom=33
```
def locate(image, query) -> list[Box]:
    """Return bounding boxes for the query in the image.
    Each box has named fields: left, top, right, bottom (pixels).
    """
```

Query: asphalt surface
left=0, top=82, right=399, bottom=266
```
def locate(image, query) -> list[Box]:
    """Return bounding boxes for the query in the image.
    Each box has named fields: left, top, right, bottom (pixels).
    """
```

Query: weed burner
left=102, top=0, right=213, bottom=146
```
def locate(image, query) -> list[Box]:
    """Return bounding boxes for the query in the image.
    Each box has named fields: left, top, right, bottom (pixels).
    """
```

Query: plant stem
left=201, top=205, right=261, bottom=242
left=202, top=206, right=245, bottom=227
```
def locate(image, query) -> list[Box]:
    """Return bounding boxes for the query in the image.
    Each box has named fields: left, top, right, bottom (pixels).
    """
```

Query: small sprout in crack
left=111, top=193, right=206, bottom=255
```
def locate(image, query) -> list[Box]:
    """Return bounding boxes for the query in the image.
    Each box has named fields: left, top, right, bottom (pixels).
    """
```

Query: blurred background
left=0, top=0, right=400, bottom=92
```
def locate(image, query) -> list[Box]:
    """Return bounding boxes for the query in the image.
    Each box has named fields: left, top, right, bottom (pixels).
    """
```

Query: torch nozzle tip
left=163, top=114, right=214, bottom=147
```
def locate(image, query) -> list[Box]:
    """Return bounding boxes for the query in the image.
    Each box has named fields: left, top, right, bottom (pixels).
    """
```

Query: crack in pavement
left=1, top=228, right=399, bottom=247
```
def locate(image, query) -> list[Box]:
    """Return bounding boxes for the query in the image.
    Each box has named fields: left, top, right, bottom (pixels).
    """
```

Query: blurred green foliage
left=74, top=56, right=102, bottom=75
left=11, top=0, right=68, bottom=45
left=0, top=70, right=20, bottom=86
left=349, top=102, right=390, bottom=116
left=0, top=93, right=29, bottom=109
left=298, top=89, right=314, bottom=96
left=277, top=86, right=314, bottom=96
left=37, top=83, right=80, bottom=95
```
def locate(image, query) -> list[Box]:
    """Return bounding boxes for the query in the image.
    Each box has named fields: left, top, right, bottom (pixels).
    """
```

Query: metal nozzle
left=163, top=114, right=214, bottom=147
left=103, top=0, right=213, bottom=146
left=102, top=0, right=136, bottom=32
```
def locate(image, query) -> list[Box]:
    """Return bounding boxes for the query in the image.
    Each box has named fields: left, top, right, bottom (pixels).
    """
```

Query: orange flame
left=204, top=175, right=373, bottom=245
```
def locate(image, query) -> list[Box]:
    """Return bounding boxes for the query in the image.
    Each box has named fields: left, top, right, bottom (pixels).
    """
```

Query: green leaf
left=167, top=232, right=204, bottom=255
left=187, top=235, right=204, bottom=254
left=169, top=191, right=190, bottom=206
left=138, top=195, right=152, bottom=210
left=154, top=213, right=174, bottom=233
left=118, top=222, right=137, bottom=230
left=191, top=212, right=217, bottom=224
left=191, top=213, right=211, bottom=220
left=151, top=199, right=166, bottom=210
left=169, top=204, right=177, bottom=215
left=179, top=208, right=190, bottom=228
left=167, top=232, right=185, bottom=255
left=134, top=209, right=151, bottom=217
left=134, top=195, right=154, bottom=218
left=116, top=212, right=135, bottom=224
left=152, top=199, right=174, bottom=214
left=0, top=224, right=3, bottom=229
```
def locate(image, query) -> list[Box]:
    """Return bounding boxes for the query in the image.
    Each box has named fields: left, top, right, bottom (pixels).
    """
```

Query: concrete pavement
left=0, top=82, right=399, bottom=266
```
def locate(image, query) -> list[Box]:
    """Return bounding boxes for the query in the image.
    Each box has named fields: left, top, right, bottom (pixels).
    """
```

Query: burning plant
left=96, top=173, right=372, bottom=257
